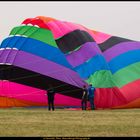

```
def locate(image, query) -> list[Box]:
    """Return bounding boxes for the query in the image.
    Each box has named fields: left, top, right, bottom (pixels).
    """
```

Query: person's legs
left=81, top=100, right=84, bottom=110
left=48, top=100, right=51, bottom=111
left=92, top=97, right=95, bottom=110
left=82, top=99, right=87, bottom=110
left=89, top=97, right=94, bottom=110
left=51, top=99, right=55, bottom=111
left=85, top=100, right=87, bottom=110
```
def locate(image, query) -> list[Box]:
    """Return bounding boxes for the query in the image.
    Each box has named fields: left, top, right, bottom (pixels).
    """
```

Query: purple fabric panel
left=103, top=42, right=140, bottom=62
left=0, top=49, right=11, bottom=63
left=0, top=50, right=86, bottom=88
left=66, top=42, right=102, bottom=67
left=0, top=49, right=19, bottom=64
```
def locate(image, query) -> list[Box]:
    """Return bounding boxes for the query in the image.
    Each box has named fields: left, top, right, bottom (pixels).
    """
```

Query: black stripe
left=55, top=29, right=95, bottom=54
left=0, top=65, right=82, bottom=99
left=98, top=36, right=133, bottom=52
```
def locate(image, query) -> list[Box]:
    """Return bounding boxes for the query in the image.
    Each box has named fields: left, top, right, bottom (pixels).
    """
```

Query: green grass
left=0, top=108, right=140, bottom=137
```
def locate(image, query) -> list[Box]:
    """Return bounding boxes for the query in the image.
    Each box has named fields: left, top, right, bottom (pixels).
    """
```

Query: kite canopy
left=0, top=16, right=140, bottom=109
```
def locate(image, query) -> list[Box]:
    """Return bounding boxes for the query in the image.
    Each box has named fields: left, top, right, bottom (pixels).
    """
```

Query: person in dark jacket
left=81, top=85, right=88, bottom=110
left=46, top=84, right=56, bottom=111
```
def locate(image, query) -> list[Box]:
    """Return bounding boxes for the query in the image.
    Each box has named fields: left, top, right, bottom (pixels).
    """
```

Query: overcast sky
left=0, top=1, right=140, bottom=42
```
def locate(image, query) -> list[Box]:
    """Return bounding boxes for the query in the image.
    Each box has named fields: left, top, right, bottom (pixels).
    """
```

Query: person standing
left=46, top=84, right=56, bottom=111
left=81, top=85, right=88, bottom=110
left=88, top=84, right=95, bottom=110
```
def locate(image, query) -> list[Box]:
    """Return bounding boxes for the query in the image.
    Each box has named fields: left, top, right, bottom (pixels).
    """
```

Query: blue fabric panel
left=1, top=36, right=73, bottom=69
left=74, top=55, right=109, bottom=79
left=109, top=49, right=140, bottom=74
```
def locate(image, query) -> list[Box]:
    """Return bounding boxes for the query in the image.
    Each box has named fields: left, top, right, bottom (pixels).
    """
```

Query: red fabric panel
left=95, top=87, right=127, bottom=109
left=95, top=79, right=140, bottom=109
left=22, top=18, right=33, bottom=24
left=22, top=18, right=50, bottom=30
left=120, top=79, right=140, bottom=102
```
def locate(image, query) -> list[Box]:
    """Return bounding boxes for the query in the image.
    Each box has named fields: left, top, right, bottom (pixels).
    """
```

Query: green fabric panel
left=10, top=26, right=33, bottom=35
left=112, top=62, right=140, bottom=87
left=85, top=62, right=140, bottom=88
left=10, top=26, right=58, bottom=48
left=9, top=26, right=19, bottom=34
left=85, top=70, right=115, bottom=88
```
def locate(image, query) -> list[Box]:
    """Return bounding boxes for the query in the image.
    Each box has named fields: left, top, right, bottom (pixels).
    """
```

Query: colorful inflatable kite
left=0, top=16, right=140, bottom=109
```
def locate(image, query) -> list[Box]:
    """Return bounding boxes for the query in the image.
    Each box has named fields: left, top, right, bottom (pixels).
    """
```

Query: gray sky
left=0, top=1, right=140, bottom=42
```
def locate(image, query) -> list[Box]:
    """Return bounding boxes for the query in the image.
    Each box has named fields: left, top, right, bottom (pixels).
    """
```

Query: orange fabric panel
left=36, top=16, right=56, bottom=23
left=90, top=30, right=99, bottom=34
left=0, top=97, right=47, bottom=108
left=112, top=98, right=140, bottom=109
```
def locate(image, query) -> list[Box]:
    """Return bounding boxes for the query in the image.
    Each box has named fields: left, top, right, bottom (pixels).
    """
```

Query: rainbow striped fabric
left=0, top=16, right=140, bottom=109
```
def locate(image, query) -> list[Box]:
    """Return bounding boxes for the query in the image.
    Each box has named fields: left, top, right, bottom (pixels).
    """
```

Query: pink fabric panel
left=46, top=20, right=68, bottom=39
left=47, top=20, right=92, bottom=39
left=46, top=20, right=112, bottom=44
left=0, top=81, right=81, bottom=106
left=66, top=23, right=111, bottom=44
left=88, top=30, right=112, bottom=44
left=66, top=22, right=89, bottom=32
left=54, top=94, right=81, bottom=106
left=47, top=20, right=76, bottom=39
left=0, top=81, right=46, bottom=103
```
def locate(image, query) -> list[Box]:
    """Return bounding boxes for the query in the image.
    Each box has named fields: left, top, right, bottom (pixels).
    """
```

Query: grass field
left=0, top=108, right=140, bottom=137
